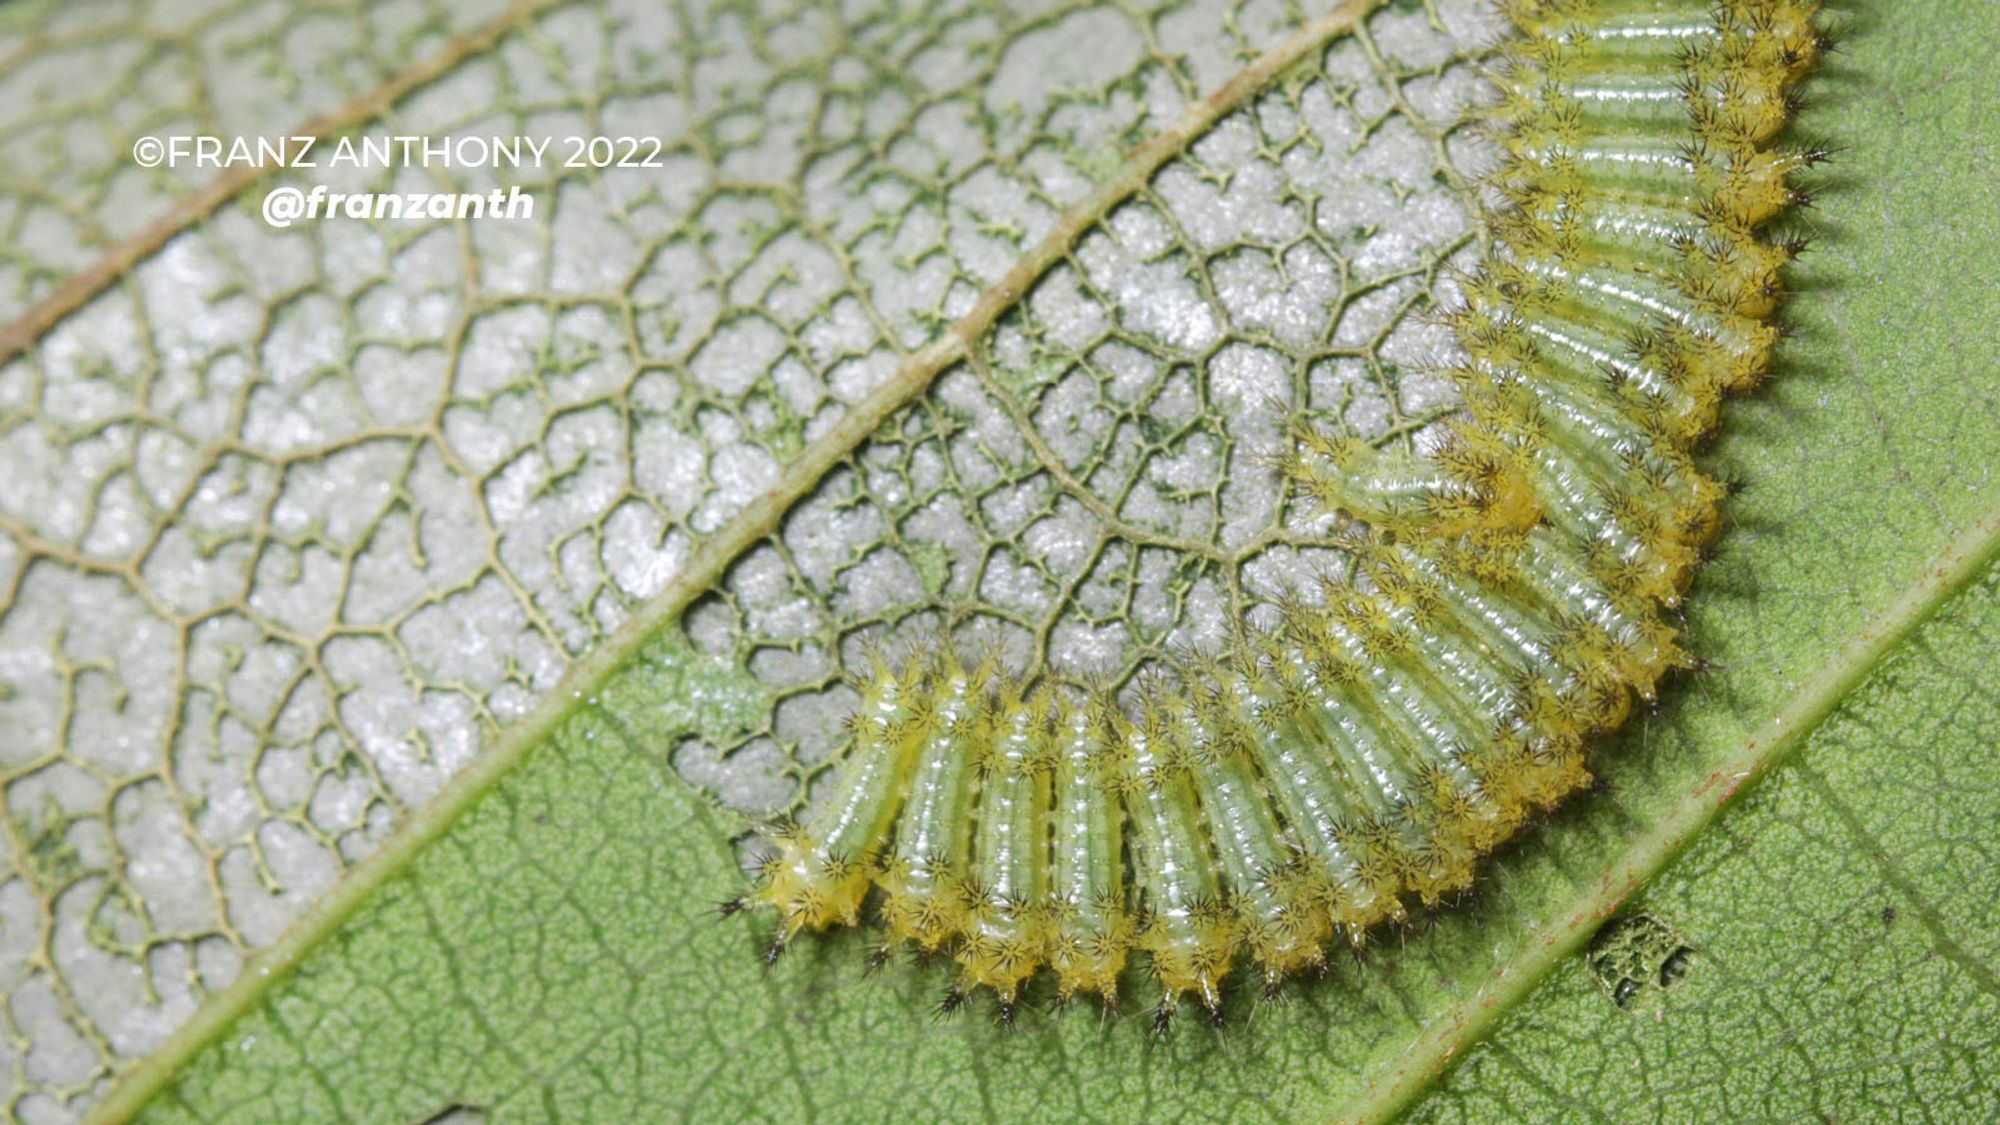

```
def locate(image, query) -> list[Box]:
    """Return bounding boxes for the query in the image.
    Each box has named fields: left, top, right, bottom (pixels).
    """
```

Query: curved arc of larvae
left=741, top=0, right=1824, bottom=1011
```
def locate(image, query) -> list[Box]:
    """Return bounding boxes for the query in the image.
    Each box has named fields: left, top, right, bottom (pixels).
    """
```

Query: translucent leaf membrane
left=742, top=0, right=1826, bottom=1022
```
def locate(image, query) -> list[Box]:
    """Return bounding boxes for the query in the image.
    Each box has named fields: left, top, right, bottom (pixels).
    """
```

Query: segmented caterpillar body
left=739, top=0, right=1826, bottom=1023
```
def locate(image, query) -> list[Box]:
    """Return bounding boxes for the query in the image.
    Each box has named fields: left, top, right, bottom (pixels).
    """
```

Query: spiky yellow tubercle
left=738, top=0, right=1822, bottom=1021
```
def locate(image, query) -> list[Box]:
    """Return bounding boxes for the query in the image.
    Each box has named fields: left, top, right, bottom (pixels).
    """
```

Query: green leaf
left=1, top=0, right=1996, bottom=1121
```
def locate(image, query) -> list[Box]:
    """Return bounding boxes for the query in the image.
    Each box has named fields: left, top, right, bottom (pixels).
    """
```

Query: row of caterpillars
left=738, top=526, right=1680, bottom=1023
left=736, top=0, right=1824, bottom=1023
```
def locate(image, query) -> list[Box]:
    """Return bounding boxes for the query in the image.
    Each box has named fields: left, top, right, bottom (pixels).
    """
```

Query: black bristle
left=934, top=987, right=967, bottom=1021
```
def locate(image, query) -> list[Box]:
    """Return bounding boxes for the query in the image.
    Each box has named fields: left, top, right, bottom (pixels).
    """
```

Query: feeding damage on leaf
left=733, top=0, right=1828, bottom=1026
left=1587, top=911, right=1696, bottom=1009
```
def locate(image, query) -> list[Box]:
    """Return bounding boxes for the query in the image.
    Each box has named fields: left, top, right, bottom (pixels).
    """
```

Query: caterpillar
left=731, top=0, right=1828, bottom=1025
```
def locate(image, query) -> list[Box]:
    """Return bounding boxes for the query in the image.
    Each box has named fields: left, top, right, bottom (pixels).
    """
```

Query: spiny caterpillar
left=731, top=0, right=1828, bottom=1026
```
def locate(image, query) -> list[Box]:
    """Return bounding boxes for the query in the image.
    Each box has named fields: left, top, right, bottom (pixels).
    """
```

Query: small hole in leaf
left=1587, top=911, right=1692, bottom=1009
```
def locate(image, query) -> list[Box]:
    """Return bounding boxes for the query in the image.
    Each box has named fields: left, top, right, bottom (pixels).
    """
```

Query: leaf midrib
left=83, top=1, right=1390, bottom=1118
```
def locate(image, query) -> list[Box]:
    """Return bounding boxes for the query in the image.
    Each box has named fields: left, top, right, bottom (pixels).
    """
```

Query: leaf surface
left=0, top=1, right=1995, bottom=1122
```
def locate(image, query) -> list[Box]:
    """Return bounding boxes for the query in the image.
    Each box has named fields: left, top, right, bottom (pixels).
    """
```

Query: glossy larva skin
left=953, top=693, right=1051, bottom=1005
left=1044, top=703, right=1130, bottom=1001
left=742, top=0, right=1823, bottom=1023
